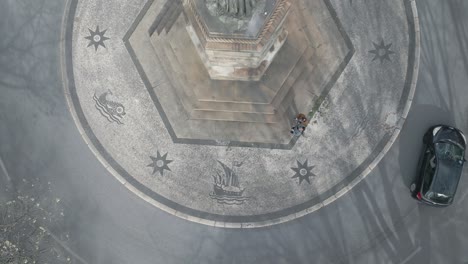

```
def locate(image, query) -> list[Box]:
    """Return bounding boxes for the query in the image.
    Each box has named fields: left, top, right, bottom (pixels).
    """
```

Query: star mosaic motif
left=85, top=26, right=110, bottom=51
left=369, top=40, right=395, bottom=63
left=291, top=159, right=316, bottom=185
left=147, top=151, right=173, bottom=176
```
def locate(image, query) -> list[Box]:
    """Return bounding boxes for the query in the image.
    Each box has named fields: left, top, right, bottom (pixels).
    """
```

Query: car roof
left=430, top=159, right=462, bottom=196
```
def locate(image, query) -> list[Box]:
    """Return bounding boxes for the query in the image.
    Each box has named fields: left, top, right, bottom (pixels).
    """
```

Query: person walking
left=290, top=113, right=309, bottom=137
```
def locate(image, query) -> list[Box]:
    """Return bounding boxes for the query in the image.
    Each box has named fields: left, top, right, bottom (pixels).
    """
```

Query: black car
left=410, top=125, right=466, bottom=206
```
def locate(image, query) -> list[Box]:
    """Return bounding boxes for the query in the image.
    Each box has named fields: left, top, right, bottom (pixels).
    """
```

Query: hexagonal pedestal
left=126, top=0, right=352, bottom=146
left=184, top=0, right=291, bottom=81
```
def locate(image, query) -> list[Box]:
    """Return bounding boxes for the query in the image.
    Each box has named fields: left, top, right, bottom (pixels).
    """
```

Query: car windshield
left=425, top=191, right=452, bottom=204
left=435, top=142, right=465, bottom=163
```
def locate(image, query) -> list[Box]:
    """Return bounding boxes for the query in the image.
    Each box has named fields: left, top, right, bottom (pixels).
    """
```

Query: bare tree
left=0, top=177, right=74, bottom=264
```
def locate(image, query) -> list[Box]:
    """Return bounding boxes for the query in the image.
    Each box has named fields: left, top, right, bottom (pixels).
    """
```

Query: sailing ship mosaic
left=209, top=160, right=250, bottom=205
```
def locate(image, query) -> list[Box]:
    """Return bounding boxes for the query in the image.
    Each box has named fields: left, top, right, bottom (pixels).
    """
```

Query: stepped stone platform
left=126, top=0, right=349, bottom=145
left=63, top=0, right=420, bottom=227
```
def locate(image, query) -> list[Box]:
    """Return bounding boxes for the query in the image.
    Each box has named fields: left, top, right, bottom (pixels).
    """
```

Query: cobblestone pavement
left=62, top=0, right=419, bottom=227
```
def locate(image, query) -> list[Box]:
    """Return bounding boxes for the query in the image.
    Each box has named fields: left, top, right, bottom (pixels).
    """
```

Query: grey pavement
left=1, top=0, right=468, bottom=263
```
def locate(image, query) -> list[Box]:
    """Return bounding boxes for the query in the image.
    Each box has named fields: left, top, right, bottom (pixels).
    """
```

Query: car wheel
left=410, top=183, right=416, bottom=192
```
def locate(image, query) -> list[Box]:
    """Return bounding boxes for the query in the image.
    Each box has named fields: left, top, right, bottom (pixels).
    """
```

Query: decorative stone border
left=60, top=0, right=420, bottom=228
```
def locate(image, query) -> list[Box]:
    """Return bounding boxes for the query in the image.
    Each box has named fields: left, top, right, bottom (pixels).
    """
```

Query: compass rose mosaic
left=85, top=26, right=110, bottom=51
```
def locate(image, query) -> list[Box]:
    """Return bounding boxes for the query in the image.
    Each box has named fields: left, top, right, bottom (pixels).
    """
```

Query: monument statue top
left=203, top=0, right=271, bottom=35
left=190, top=0, right=278, bottom=39
left=208, top=0, right=258, bottom=18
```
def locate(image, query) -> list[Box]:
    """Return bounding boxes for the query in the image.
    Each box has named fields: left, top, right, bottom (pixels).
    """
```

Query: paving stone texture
left=63, top=0, right=419, bottom=227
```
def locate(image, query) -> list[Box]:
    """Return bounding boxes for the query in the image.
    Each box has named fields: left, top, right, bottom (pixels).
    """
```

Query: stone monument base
left=133, top=0, right=351, bottom=142
left=183, top=0, right=291, bottom=81
left=185, top=27, right=288, bottom=81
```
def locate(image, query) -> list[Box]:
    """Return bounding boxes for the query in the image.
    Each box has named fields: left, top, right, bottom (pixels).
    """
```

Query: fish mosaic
left=93, top=90, right=126, bottom=125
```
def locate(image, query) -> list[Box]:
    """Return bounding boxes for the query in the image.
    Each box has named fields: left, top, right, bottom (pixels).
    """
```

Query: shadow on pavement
left=398, top=104, right=454, bottom=186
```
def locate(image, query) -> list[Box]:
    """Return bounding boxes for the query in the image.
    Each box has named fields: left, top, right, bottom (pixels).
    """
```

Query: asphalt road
left=1, top=0, right=468, bottom=263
